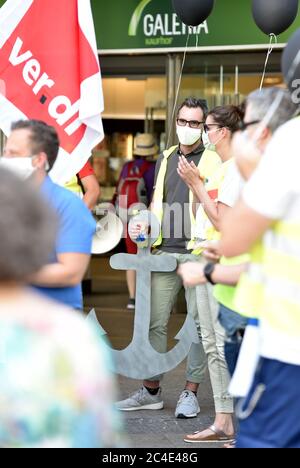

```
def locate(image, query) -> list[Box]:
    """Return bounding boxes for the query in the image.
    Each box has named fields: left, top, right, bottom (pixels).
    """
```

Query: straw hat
left=133, top=133, right=158, bottom=157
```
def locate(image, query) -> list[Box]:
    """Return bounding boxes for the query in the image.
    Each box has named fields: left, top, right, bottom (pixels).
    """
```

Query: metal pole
left=234, top=65, right=240, bottom=105
left=166, top=54, right=182, bottom=148
left=220, top=65, right=224, bottom=106
left=0, top=130, right=5, bottom=155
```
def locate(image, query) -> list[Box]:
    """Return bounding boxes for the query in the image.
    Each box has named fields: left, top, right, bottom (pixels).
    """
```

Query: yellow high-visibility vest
left=151, top=146, right=220, bottom=253
left=261, top=220, right=300, bottom=338
left=64, top=175, right=83, bottom=198
left=233, top=241, right=265, bottom=319
left=194, top=158, right=234, bottom=245
left=213, top=253, right=250, bottom=313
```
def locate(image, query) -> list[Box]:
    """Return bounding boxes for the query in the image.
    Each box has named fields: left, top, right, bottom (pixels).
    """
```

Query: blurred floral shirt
left=0, top=290, right=124, bottom=448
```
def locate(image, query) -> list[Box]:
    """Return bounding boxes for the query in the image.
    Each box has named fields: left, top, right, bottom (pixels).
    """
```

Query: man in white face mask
left=0, top=127, right=49, bottom=181
left=117, top=97, right=221, bottom=420
left=0, top=120, right=96, bottom=312
left=0, top=155, right=38, bottom=179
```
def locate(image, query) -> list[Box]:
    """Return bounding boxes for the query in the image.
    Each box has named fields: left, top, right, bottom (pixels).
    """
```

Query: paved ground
left=84, top=257, right=225, bottom=449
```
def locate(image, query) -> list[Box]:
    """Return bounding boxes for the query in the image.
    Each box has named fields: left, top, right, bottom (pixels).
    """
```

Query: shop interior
left=94, top=49, right=284, bottom=202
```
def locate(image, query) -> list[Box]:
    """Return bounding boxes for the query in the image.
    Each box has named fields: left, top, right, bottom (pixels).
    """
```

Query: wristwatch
left=204, top=262, right=216, bottom=285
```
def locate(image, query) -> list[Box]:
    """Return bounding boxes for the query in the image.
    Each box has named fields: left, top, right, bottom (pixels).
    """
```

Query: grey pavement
left=84, top=257, right=227, bottom=449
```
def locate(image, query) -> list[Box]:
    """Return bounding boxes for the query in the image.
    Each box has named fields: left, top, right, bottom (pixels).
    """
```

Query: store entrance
left=96, top=48, right=284, bottom=200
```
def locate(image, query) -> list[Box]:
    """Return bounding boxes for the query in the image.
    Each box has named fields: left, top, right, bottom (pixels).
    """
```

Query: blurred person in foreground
left=0, top=168, right=123, bottom=448
left=178, top=88, right=297, bottom=448
left=179, top=88, right=297, bottom=376
left=0, top=120, right=96, bottom=311
left=218, top=88, right=300, bottom=448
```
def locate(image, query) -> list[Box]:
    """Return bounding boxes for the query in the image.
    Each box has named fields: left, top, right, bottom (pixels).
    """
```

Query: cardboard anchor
left=88, top=211, right=200, bottom=379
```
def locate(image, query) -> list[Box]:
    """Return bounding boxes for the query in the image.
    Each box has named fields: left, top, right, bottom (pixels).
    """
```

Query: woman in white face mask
left=177, top=105, right=245, bottom=444
left=178, top=105, right=244, bottom=233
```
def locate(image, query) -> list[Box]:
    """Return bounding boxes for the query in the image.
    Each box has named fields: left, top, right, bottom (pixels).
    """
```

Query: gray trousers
left=148, top=250, right=234, bottom=413
left=148, top=251, right=207, bottom=384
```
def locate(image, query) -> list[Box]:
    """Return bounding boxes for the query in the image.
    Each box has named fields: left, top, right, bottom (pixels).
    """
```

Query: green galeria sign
left=0, top=0, right=299, bottom=52
left=91, top=0, right=300, bottom=52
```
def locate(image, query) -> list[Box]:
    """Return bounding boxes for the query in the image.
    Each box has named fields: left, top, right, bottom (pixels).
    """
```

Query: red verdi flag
left=0, top=0, right=104, bottom=184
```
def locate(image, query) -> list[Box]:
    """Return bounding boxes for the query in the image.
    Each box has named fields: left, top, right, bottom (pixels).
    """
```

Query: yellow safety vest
left=261, top=220, right=300, bottom=339
left=64, top=175, right=83, bottom=198
left=213, top=253, right=250, bottom=313
left=151, top=146, right=220, bottom=253
left=233, top=241, right=265, bottom=319
left=194, top=158, right=234, bottom=245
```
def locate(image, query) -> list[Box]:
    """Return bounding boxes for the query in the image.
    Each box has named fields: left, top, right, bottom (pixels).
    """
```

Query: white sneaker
left=116, top=387, right=163, bottom=411
left=127, top=298, right=135, bottom=310
left=175, top=390, right=200, bottom=419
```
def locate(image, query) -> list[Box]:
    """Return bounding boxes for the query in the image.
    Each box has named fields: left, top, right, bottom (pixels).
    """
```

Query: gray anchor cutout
left=88, top=210, right=199, bottom=379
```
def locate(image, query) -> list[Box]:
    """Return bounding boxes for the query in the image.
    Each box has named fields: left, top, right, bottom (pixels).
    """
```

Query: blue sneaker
left=175, top=390, right=200, bottom=419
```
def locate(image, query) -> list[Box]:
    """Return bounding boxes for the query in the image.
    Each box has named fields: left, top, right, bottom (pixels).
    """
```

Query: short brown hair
left=11, top=120, right=60, bottom=171
left=208, top=105, right=244, bottom=133
left=0, top=168, right=57, bottom=281
left=177, top=97, right=208, bottom=119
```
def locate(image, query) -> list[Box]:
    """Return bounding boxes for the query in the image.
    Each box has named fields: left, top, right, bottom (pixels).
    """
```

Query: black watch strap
left=204, top=262, right=216, bottom=285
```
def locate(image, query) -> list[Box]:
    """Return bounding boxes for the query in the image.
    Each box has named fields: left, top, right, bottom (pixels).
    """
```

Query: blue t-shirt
left=32, top=176, right=96, bottom=310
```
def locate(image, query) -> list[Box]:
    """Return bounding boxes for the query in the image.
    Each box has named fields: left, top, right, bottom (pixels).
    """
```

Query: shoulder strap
left=163, top=145, right=178, bottom=160
left=138, top=160, right=152, bottom=177
left=126, top=161, right=136, bottom=177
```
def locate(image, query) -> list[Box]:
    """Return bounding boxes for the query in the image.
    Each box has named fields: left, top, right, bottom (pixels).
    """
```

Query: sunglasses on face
left=203, top=124, right=223, bottom=133
left=234, top=120, right=261, bottom=132
left=176, top=118, right=204, bottom=129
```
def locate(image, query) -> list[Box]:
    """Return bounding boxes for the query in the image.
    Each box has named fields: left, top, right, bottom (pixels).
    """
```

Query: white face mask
left=0, top=157, right=36, bottom=180
left=202, top=131, right=213, bottom=150
left=202, top=130, right=223, bottom=152
left=176, top=125, right=202, bottom=146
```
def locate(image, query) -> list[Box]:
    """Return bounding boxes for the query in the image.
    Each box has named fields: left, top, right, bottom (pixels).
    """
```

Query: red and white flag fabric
left=0, top=0, right=104, bottom=184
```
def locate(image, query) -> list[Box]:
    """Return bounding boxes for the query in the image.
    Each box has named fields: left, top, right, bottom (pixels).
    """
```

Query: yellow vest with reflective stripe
left=233, top=241, right=264, bottom=319
left=64, top=175, right=83, bottom=197
left=261, top=220, right=300, bottom=339
left=152, top=146, right=220, bottom=253
left=213, top=253, right=250, bottom=312
left=194, top=159, right=234, bottom=246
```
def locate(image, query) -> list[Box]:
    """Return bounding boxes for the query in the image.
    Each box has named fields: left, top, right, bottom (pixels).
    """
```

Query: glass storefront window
left=179, top=73, right=284, bottom=108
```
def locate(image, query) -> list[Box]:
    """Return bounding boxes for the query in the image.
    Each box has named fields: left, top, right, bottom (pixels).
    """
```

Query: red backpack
left=116, top=161, right=152, bottom=212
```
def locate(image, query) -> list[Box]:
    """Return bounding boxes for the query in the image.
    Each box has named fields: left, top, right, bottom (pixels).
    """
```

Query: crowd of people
left=0, top=78, right=299, bottom=448
left=117, top=85, right=300, bottom=448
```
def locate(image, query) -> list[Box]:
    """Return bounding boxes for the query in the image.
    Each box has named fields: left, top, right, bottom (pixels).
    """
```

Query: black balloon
left=252, top=0, right=299, bottom=35
left=282, top=28, right=300, bottom=91
left=172, top=0, right=214, bottom=27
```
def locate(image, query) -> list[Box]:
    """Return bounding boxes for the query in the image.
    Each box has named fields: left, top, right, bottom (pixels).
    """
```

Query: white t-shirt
left=243, top=118, right=300, bottom=222
left=218, top=161, right=244, bottom=208
left=243, top=117, right=300, bottom=365
left=195, top=158, right=243, bottom=240
left=243, top=119, right=300, bottom=221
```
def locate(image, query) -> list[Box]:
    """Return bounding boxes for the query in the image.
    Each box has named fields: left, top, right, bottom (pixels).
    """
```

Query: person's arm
left=220, top=200, right=272, bottom=257
left=220, top=122, right=298, bottom=258
left=177, top=156, right=228, bottom=230
left=177, top=262, right=249, bottom=288
left=190, top=180, right=228, bottom=231
left=80, top=174, right=101, bottom=211
left=30, top=252, right=90, bottom=287
left=30, top=194, right=96, bottom=288
left=78, top=162, right=100, bottom=211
